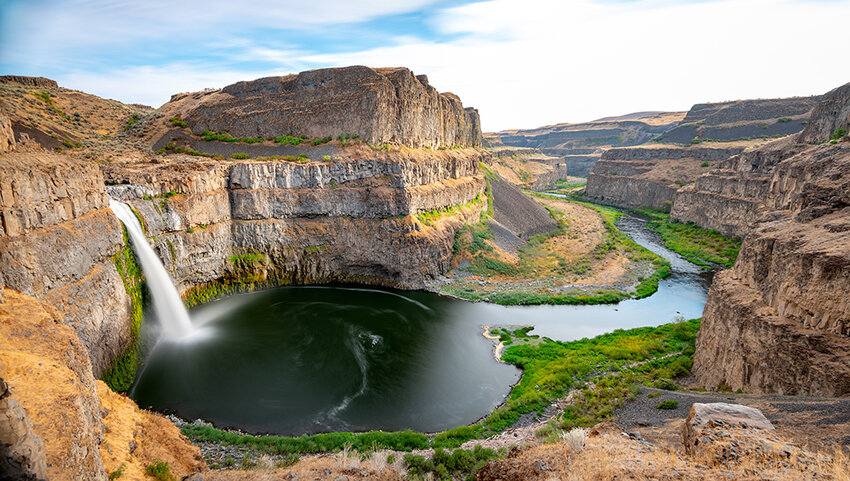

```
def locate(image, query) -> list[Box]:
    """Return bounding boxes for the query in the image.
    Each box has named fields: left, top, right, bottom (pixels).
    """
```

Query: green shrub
left=700, top=161, right=709, bottom=167
left=124, top=114, right=140, bottom=131
left=311, top=136, right=332, bottom=146
left=169, top=117, right=188, bottom=128
left=274, top=134, right=306, bottom=145
left=831, top=128, right=848, bottom=140
left=647, top=391, right=660, bottom=399
left=231, top=153, right=249, bottom=159
left=656, top=400, right=678, bottom=410
left=777, top=117, right=792, bottom=123
left=145, top=460, right=174, bottom=481
left=108, top=463, right=126, bottom=480
left=651, top=378, right=677, bottom=391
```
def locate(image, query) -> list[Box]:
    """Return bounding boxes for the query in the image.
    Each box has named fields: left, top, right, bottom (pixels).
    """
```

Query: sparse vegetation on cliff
left=102, top=226, right=147, bottom=392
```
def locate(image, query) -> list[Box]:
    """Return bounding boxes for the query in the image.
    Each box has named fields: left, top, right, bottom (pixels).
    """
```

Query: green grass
left=181, top=426, right=430, bottom=454
left=634, top=208, right=742, bottom=267
left=102, top=226, right=146, bottom=393
left=231, top=153, right=249, bottom=159
left=656, top=399, right=678, bottom=410
left=448, top=191, right=670, bottom=305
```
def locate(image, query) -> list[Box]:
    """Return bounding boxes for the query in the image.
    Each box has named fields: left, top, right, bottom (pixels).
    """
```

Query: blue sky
left=2, top=0, right=849, bottom=131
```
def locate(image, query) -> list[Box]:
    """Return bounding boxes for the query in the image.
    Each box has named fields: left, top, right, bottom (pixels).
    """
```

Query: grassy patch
left=417, top=193, right=485, bottom=227
left=656, top=399, right=678, bottom=410
left=101, top=226, right=146, bottom=392
left=635, top=208, right=741, bottom=267
left=181, top=426, right=430, bottom=455
left=231, top=153, right=249, bottom=159
left=274, top=134, right=306, bottom=145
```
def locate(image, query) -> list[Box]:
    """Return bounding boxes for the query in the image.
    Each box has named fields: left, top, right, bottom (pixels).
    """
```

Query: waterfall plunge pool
left=128, top=214, right=713, bottom=435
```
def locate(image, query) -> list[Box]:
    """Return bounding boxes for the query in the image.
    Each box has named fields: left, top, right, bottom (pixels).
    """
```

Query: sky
left=1, top=0, right=849, bottom=132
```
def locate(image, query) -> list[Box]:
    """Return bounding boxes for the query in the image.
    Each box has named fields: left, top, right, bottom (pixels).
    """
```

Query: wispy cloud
left=2, top=0, right=849, bottom=129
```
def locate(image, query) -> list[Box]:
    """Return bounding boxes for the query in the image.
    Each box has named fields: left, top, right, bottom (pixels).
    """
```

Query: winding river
left=129, top=213, right=713, bottom=435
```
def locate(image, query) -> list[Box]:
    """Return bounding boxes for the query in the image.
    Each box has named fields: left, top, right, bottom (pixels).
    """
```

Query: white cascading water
left=110, top=199, right=194, bottom=338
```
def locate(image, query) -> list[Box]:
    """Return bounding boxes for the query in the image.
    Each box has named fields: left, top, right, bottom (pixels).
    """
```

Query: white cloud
left=58, top=63, right=279, bottom=108
left=9, top=0, right=850, bottom=131
left=303, top=0, right=850, bottom=131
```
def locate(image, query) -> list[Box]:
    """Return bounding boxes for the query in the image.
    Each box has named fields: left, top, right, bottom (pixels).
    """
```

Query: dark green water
left=130, top=215, right=713, bottom=434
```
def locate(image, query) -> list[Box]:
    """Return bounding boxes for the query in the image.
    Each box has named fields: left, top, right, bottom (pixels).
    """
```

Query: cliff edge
left=159, top=66, right=483, bottom=149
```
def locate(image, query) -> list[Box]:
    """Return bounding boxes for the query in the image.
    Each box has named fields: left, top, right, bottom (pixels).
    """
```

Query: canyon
left=0, top=69, right=848, bottom=481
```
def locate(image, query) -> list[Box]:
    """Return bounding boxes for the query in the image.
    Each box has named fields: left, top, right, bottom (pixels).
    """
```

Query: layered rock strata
left=0, top=152, right=131, bottom=375
left=692, top=83, right=850, bottom=396
left=585, top=145, right=745, bottom=210
left=105, top=148, right=488, bottom=297
left=161, top=66, right=482, bottom=148
left=491, top=111, right=684, bottom=178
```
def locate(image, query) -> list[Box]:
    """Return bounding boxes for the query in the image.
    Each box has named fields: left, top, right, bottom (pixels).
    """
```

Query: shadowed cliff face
left=160, top=66, right=483, bottom=149
left=690, top=84, right=850, bottom=396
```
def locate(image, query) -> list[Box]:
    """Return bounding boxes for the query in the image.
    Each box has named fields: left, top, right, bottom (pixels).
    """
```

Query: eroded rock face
left=0, top=152, right=131, bottom=375
left=585, top=145, right=745, bottom=210
left=164, top=66, right=482, bottom=148
left=798, top=82, right=850, bottom=144
left=104, top=149, right=488, bottom=295
left=692, top=84, right=850, bottom=396
left=0, top=289, right=205, bottom=481
left=0, top=377, right=47, bottom=480
left=0, top=113, right=14, bottom=152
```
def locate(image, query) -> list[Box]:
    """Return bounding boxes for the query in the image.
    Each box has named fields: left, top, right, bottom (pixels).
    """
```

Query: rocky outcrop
left=585, top=145, right=745, bottom=210
left=692, top=84, right=850, bottom=396
left=660, top=96, right=819, bottom=144
left=0, top=377, right=47, bottom=480
left=487, top=146, right=566, bottom=190
left=0, top=288, right=205, bottom=481
left=0, top=113, right=14, bottom=152
left=0, top=152, right=131, bottom=375
left=163, top=66, right=482, bottom=149
left=798, top=82, right=850, bottom=144
left=0, top=76, right=58, bottom=88
left=683, top=403, right=775, bottom=457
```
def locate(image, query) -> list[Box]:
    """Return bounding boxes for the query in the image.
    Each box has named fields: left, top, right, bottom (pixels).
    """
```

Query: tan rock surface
left=161, top=66, right=482, bottom=149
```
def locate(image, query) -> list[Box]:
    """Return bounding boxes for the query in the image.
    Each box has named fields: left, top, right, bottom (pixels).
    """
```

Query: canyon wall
left=692, top=83, right=850, bottom=396
left=490, top=111, right=684, bottom=178
left=162, top=66, right=482, bottom=149
left=0, top=288, right=205, bottom=481
left=585, top=145, right=745, bottom=210
left=0, top=152, right=132, bottom=376
left=104, top=148, right=488, bottom=300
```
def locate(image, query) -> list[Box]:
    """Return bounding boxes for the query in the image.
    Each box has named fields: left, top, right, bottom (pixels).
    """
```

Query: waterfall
left=110, top=199, right=194, bottom=338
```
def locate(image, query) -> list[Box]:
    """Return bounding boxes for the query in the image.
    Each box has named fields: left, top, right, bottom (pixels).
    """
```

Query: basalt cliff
left=0, top=68, right=488, bottom=480
left=159, top=66, right=482, bottom=149
left=691, top=83, right=850, bottom=396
